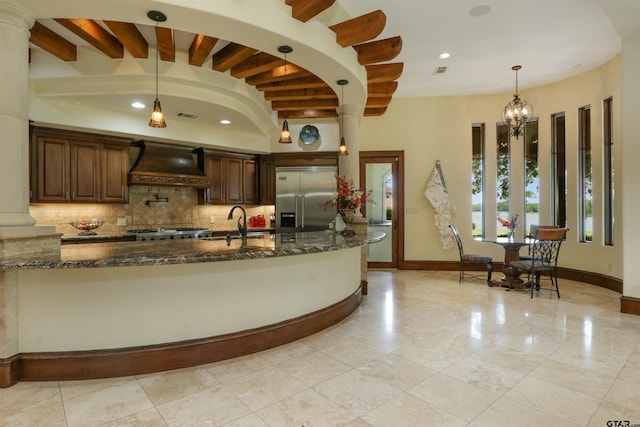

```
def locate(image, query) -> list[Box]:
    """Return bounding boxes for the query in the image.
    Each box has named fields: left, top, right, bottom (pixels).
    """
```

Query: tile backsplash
left=30, top=186, right=274, bottom=236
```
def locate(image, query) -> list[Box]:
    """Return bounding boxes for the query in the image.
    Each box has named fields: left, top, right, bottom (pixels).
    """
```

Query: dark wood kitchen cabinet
left=259, top=155, right=275, bottom=205
left=30, top=127, right=129, bottom=203
left=198, top=151, right=257, bottom=205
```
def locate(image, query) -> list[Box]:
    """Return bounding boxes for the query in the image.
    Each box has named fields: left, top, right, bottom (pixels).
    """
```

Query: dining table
left=481, top=237, right=532, bottom=288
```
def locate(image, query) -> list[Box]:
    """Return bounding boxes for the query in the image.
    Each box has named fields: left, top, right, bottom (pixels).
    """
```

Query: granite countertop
left=2, top=231, right=385, bottom=271
left=60, top=228, right=276, bottom=244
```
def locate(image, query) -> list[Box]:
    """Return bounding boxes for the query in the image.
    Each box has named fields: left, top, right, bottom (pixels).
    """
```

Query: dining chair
left=519, top=224, right=560, bottom=261
left=507, top=227, right=568, bottom=298
left=449, top=224, right=493, bottom=285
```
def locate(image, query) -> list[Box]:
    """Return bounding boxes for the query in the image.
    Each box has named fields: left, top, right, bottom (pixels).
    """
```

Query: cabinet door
left=101, top=143, right=129, bottom=202
left=243, top=158, right=258, bottom=204
left=203, top=155, right=225, bottom=204
left=225, top=157, right=243, bottom=204
left=36, top=136, right=69, bottom=202
left=259, top=155, right=275, bottom=205
left=70, top=140, right=100, bottom=202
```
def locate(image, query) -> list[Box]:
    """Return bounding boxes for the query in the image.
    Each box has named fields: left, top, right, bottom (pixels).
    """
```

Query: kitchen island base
left=2, top=246, right=366, bottom=386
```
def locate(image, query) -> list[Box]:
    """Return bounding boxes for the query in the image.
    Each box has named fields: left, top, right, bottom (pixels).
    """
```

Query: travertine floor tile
left=1, top=270, right=638, bottom=427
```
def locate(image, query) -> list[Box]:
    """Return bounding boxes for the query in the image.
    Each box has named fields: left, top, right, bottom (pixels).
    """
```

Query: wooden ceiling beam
left=366, top=96, right=392, bottom=108
left=231, top=52, right=282, bottom=78
left=279, top=109, right=338, bottom=119
left=285, top=0, right=336, bottom=22
left=354, top=36, right=402, bottom=65
left=212, top=43, right=257, bottom=72
left=364, top=107, right=388, bottom=117
left=103, top=21, right=148, bottom=58
left=368, top=81, right=398, bottom=97
left=257, top=75, right=328, bottom=91
left=272, top=98, right=338, bottom=111
left=245, top=65, right=310, bottom=86
left=264, top=87, right=337, bottom=101
left=54, top=18, right=123, bottom=58
left=189, top=34, right=218, bottom=66
left=29, top=21, right=77, bottom=61
left=330, top=10, right=386, bottom=47
left=366, top=63, right=404, bottom=83
left=154, top=26, right=175, bottom=62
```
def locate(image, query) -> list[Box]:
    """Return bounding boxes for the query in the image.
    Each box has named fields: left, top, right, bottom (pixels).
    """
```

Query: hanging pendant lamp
left=337, top=79, right=349, bottom=156
left=278, top=45, right=293, bottom=143
left=148, top=10, right=167, bottom=128
left=501, top=65, right=532, bottom=139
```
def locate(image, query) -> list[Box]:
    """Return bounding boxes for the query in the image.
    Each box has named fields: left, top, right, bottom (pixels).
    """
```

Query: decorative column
left=337, top=103, right=369, bottom=294
left=338, top=103, right=361, bottom=187
left=0, top=0, right=59, bottom=387
left=0, top=0, right=59, bottom=257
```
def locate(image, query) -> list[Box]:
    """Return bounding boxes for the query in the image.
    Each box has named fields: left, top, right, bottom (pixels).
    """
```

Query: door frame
left=360, top=150, right=404, bottom=268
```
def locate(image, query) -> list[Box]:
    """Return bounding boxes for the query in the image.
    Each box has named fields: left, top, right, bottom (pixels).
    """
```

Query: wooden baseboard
left=1, top=286, right=363, bottom=387
left=398, top=260, right=623, bottom=293
left=621, top=295, right=640, bottom=315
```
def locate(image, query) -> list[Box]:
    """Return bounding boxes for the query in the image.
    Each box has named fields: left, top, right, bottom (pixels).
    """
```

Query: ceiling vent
left=433, top=66, right=447, bottom=75
left=177, top=112, right=199, bottom=119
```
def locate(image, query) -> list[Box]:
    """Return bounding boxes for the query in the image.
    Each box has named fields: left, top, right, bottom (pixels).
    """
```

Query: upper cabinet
left=259, top=155, right=276, bottom=205
left=30, top=127, right=129, bottom=203
left=198, top=151, right=258, bottom=205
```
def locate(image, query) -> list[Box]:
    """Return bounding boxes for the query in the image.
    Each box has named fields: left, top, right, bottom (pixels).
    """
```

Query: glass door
left=360, top=151, right=403, bottom=268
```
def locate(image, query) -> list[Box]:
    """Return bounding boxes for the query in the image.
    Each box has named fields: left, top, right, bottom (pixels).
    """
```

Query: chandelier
left=501, top=65, right=533, bottom=139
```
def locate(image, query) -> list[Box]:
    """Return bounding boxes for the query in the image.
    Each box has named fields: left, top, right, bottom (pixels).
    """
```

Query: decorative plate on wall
left=299, top=125, right=319, bottom=145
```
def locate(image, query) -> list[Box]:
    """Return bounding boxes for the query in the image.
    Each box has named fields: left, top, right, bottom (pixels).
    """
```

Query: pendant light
left=337, top=79, right=349, bottom=156
left=278, top=45, right=293, bottom=143
left=501, top=65, right=533, bottom=139
left=148, top=10, right=167, bottom=128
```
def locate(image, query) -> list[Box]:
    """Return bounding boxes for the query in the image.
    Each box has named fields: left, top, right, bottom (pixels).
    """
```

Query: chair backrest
left=527, top=224, right=560, bottom=254
left=449, top=224, right=464, bottom=258
left=528, top=224, right=559, bottom=238
left=530, top=227, right=568, bottom=266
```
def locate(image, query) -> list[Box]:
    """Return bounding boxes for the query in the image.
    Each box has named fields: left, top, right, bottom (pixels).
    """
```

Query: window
left=496, top=123, right=510, bottom=236
left=552, top=113, right=567, bottom=228
left=523, top=120, right=539, bottom=233
left=471, top=124, right=485, bottom=237
left=603, top=97, right=614, bottom=246
left=578, top=106, right=592, bottom=242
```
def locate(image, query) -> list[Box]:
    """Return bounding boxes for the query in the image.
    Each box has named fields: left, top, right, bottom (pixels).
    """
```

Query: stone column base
left=0, top=226, right=61, bottom=259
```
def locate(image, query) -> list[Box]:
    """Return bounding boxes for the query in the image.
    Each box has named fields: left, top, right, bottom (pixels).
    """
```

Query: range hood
left=128, top=141, right=210, bottom=188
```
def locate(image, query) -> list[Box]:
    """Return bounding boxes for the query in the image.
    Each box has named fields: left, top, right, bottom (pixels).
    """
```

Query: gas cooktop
left=125, top=227, right=213, bottom=241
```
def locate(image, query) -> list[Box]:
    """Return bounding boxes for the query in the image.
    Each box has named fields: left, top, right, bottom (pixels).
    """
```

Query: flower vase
left=507, top=228, right=515, bottom=241
left=340, top=209, right=356, bottom=236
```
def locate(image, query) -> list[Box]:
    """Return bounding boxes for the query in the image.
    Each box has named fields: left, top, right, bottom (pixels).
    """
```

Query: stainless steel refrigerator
left=275, top=166, right=337, bottom=233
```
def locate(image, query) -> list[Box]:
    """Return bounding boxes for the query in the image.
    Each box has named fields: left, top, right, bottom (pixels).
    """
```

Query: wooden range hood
left=128, top=141, right=210, bottom=188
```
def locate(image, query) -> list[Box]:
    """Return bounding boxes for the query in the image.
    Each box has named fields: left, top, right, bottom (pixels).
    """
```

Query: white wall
left=357, top=57, right=623, bottom=281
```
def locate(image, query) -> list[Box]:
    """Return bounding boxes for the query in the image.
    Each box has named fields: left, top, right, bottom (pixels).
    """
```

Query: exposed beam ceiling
left=27, top=1, right=403, bottom=121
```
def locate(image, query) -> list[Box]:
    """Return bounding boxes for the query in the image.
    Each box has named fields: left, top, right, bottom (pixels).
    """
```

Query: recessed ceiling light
left=131, top=102, right=145, bottom=109
left=220, top=119, right=231, bottom=125
left=439, top=52, right=450, bottom=59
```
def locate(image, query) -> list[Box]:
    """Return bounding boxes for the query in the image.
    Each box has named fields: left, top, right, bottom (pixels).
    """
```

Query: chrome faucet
left=227, top=205, right=248, bottom=242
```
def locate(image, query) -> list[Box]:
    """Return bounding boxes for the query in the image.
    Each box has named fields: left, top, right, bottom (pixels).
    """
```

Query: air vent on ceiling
left=433, top=66, right=447, bottom=75
left=177, top=112, right=199, bottom=119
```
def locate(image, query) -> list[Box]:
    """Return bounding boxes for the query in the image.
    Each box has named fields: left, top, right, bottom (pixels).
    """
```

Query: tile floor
left=1, top=270, right=639, bottom=426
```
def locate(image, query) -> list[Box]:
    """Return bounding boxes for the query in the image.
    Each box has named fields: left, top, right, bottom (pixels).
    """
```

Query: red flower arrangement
left=320, top=174, right=373, bottom=213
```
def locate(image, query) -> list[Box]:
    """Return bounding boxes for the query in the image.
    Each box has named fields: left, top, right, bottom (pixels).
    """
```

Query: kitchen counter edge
left=2, top=231, right=385, bottom=271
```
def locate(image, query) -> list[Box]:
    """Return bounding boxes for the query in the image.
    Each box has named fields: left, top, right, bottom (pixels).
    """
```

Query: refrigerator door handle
left=300, top=194, right=305, bottom=228
left=295, top=193, right=300, bottom=228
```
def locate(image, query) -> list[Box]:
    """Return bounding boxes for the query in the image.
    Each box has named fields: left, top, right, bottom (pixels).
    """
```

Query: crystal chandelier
left=501, top=65, right=533, bottom=139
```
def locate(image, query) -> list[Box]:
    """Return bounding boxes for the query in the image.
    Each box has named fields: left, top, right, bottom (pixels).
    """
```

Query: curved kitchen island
left=0, top=231, right=384, bottom=387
